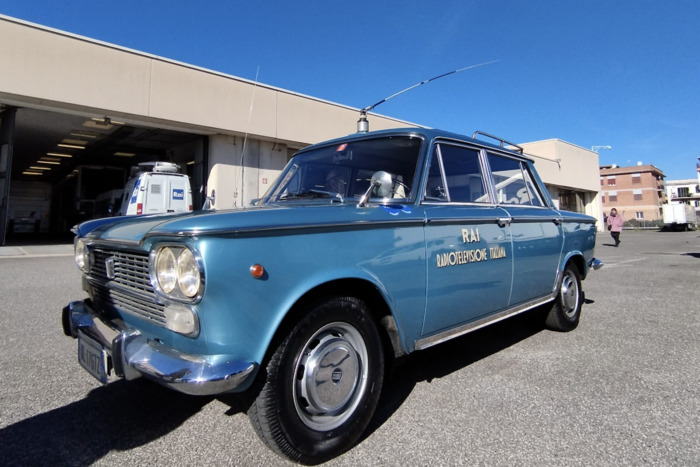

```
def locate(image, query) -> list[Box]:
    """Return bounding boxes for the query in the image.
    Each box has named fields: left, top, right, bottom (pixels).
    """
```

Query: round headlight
left=156, top=247, right=177, bottom=293
left=177, top=248, right=200, bottom=297
left=75, top=239, right=88, bottom=271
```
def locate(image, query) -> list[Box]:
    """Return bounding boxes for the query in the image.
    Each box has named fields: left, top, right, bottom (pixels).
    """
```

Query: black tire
left=545, top=264, right=583, bottom=332
left=248, top=296, right=384, bottom=464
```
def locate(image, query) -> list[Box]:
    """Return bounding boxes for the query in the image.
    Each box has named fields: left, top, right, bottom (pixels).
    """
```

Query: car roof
left=298, top=127, right=532, bottom=161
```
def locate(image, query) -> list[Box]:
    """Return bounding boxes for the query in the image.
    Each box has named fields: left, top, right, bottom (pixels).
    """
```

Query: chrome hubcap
left=293, top=322, right=368, bottom=431
left=560, top=272, right=579, bottom=318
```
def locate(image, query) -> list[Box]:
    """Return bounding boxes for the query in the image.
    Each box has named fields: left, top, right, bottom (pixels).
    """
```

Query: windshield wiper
left=280, top=190, right=344, bottom=203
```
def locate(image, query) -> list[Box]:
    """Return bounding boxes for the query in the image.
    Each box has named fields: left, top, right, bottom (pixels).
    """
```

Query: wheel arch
left=561, top=251, right=586, bottom=280
left=264, top=278, right=406, bottom=371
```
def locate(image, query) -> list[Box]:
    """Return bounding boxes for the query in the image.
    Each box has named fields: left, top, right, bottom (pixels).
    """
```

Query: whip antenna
left=235, top=66, right=260, bottom=207
left=357, top=60, right=500, bottom=132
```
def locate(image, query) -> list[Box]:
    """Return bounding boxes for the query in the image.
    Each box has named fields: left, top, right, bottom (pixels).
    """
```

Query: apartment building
left=600, top=164, right=666, bottom=223
left=665, top=179, right=700, bottom=206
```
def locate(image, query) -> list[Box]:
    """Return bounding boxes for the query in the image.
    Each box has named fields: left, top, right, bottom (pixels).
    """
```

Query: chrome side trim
left=414, top=294, right=554, bottom=351
left=148, top=218, right=427, bottom=239
left=62, top=300, right=256, bottom=395
left=425, top=217, right=504, bottom=225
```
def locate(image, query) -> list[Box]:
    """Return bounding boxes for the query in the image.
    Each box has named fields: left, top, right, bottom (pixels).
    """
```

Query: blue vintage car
left=62, top=127, right=601, bottom=464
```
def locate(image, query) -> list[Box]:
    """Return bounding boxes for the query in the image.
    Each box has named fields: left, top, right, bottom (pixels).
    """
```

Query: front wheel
left=545, top=264, right=583, bottom=332
left=248, top=296, right=384, bottom=464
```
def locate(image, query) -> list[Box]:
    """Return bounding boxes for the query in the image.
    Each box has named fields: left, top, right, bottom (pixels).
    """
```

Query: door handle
left=497, top=217, right=512, bottom=228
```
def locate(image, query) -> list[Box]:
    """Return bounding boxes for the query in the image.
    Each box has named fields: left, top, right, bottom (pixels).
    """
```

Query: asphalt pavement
left=0, top=231, right=698, bottom=466
left=0, top=242, right=73, bottom=258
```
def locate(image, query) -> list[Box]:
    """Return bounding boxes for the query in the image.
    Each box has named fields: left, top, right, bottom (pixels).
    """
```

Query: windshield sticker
left=382, top=205, right=412, bottom=216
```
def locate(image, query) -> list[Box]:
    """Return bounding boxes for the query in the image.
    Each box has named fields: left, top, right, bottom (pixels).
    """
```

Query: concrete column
left=0, top=106, right=17, bottom=245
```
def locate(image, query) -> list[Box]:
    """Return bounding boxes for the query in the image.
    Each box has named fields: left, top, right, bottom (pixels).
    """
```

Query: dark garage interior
left=0, top=105, right=207, bottom=244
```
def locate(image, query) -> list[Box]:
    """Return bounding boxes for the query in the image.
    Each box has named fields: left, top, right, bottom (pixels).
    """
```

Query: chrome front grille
left=88, top=248, right=166, bottom=326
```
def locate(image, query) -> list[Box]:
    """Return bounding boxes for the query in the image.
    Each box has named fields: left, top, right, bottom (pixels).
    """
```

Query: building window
left=636, top=211, right=644, bottom=219
left=678, top=187, right=690, bottom=197
left=607, top=176, right=616, bottom=186
left=633, top=189, right=643, bottom=201
left=608, top=190, right=617, bottom=202
left=632, top=173, right=641, bottom=184
left=600, top=177, right=604, bottom=186
left=601, top=195, right=606, bottom=203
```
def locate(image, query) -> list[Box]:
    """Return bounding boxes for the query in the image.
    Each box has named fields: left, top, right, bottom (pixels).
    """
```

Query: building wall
left=519, top=139, right=604, bottom=230
left=0, top=15, right=416, bottom=209
left=0, top=16, right=605, bottom=217
left=600, top=165, right=665, bottom=222
left=0, top=16, right=412, bottom=144
left=207, top=135, right=289, bottom=209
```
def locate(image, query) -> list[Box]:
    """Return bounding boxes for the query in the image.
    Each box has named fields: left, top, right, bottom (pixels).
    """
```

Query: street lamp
left=591, top=145, right=612, bottom=153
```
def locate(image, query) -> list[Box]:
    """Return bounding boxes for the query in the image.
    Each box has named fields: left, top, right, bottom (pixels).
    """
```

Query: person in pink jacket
left=606, top=208, right=624, bottom=247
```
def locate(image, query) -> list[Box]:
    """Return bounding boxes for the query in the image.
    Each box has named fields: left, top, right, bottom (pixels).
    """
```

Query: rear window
left=487, top=153, right=544, bottom=206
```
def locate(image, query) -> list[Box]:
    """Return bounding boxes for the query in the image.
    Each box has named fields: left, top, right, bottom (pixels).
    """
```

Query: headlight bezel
left=150, top=244, right=205, bottom=303
left=74, top=238, right=90, bottom=273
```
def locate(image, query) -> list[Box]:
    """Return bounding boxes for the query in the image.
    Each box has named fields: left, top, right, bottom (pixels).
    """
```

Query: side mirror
left=358, top=171, right=393, bottom=207
left=371, top=171, right=393, bottom=198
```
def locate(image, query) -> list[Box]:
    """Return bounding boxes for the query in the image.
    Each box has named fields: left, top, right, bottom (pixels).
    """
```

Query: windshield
left=261, top=135, right=423, bottom=204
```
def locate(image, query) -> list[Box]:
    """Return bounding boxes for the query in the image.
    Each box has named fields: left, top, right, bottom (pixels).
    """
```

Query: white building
left=0, top=15, right=605, bottom=242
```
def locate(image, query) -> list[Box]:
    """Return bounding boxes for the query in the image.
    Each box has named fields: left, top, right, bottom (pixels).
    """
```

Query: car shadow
left=0, top=308, right=550, bottom=465
left=215, top=305, right=551, bottom=457
left=363, top=306, right=549, bottom=440
left=0, top=378, right=212, bottom=465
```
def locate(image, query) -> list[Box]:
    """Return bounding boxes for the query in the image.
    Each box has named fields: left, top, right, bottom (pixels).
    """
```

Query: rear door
left=486, top=152, right=563, bottom=304
left=144, top=174, right=165, bottom=214
left=167, top=176, right=188, bottom=212
left=422, top=141, right=514, bottom=336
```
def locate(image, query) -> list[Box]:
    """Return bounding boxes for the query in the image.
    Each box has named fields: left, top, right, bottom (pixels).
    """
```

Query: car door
left=422, top=142, right=514, bottom=336
left=486, top=152, right=563, bottom=304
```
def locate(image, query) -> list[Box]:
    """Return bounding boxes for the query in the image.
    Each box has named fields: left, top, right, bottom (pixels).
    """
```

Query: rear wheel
left=248, top=296, right=384, bottom=464
left=545, top=264, right=583, bottom=332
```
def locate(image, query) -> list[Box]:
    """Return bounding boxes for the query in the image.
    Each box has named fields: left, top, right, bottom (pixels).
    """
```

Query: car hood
left=77, top=203, right=421, bottom=244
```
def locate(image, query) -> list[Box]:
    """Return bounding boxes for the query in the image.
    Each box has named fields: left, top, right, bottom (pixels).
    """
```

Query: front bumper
left=62, top=300, right=256, bottom=396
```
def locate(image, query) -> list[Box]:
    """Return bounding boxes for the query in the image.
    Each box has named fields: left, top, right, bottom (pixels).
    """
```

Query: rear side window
left=425, top=144, right=488, bottom=203
left=487, top=153, right=544, bottom=206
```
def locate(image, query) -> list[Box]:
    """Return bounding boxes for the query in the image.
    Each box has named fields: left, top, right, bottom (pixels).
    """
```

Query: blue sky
left=2, top=0, right=699, bottom=180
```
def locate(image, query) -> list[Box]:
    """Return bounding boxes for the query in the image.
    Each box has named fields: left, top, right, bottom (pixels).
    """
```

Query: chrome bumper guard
left=62, top=301, right=256, bottom=396
left=588, top=257, right=604, bottom=271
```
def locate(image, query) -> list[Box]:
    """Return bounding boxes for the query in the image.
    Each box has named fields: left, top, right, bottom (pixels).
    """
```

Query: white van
left=118, top=162, right=193, bottom=216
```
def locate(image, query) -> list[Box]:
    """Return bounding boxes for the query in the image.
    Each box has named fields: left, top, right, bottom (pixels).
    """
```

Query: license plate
left=78, top=332, right=108, bottom=384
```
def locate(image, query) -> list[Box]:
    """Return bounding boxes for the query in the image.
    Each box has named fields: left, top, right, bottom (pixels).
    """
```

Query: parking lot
left=1, top=230, right=698, bottom=466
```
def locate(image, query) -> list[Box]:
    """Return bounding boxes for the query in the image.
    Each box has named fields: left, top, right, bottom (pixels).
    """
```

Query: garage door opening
left=0, top=106, right=207, bottom=244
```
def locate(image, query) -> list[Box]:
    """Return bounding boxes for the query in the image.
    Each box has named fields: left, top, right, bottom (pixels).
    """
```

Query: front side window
left=487, top=153, right=544, bottom=206
left=424, top=144, right=488, bottom=203
left=262, top=136, right=422, bottom=204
